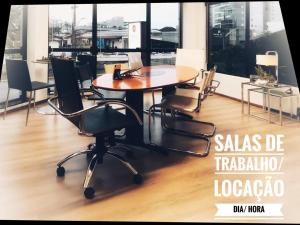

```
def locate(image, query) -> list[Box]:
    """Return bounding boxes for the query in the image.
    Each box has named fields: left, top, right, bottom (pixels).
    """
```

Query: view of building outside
left=49, top=4, right=92, bottom=49
left=250, top=1, right=284, bottom=39
left=248, top=1, right=295, bottom=85
left=5, top=5, right=23, bottom=49
left=97, top=3, right=146, bottom=50
left=151, top=3, right=179, bottom=66
left=209, top=2, right=247, bottom=75
left=208, top=1, right=295, bottom=85
left=49, top=3, right=180, bottom=71
left=210, top=2, right=246, bottom=47
left=96, top=4, right=146, bottom=71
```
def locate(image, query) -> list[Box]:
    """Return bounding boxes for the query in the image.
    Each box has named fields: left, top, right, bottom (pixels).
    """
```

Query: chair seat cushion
left=31, top=81, right=55, bottom=90
left=81, top=106, right=134, bottom=134
left=161, top=95, right=199, bottom=113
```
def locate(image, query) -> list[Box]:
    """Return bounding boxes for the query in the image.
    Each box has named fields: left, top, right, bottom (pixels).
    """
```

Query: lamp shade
left=256, top=54, right=278, bottom=66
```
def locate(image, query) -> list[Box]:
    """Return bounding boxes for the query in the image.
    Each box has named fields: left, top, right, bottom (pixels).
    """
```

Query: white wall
left=27, top=5, right=49, bottom=102
left=182, top=2, right=207, bottom=70
left=215, top=72, right=299, bottom=115
left=182, top=2, right=299, bottom=115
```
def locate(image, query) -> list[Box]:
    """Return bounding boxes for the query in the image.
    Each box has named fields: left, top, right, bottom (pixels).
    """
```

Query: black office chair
left=3, top=59, right=55, bottom=126
left=77, top=54, right=97, bottom=79
left=75, top=63, right=126, bottom=101
left=49, top=57, right=143, bottom=199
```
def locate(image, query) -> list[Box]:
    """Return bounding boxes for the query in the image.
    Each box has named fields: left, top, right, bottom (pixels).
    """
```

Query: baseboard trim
left=0, top=99, right=48, bottom=116
left=214, top=92, right=299, bottom=120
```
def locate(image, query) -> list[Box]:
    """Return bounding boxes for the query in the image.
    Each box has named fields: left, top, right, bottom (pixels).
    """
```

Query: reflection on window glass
left=250, top=2, right=284, bottom=39
left=97, top=4, right=146, bottom=50
left=5, top=5, right=23, bottom=49
left=49, top=4, right=92, bottom=48
left=208, top=2, right=296, bottom=85
left=208, top=2, right=247, bottom=76
left=248, top=2, right=296, bottom=85
left=151, top=52, right=176, bottom=66
left=151, top=3, right=179, bottom=49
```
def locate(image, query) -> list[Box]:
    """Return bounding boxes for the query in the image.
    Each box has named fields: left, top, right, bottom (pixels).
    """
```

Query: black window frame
left=48, top=3, right=182, bottom=68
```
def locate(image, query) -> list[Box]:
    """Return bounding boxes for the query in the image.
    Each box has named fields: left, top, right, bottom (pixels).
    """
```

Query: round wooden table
left=92, top=65, right=198, bottom=146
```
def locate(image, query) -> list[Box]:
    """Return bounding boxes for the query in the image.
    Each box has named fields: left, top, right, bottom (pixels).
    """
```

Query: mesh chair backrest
left=128, top=52, right=143, bottom=69
left=75, top=63, right=93, bottom=84
left=197, top=71, right=210, bottom=93
left=206, top=65, right=217, bottom=87
left=5, top=59, right=32, bottom=91
left=77, top=55, right=97, bottom=79
left=51, top=57, right=83, bottom=128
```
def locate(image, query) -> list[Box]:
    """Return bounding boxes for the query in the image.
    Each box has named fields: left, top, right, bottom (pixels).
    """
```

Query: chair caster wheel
left=133, top=174, right=143, bottom=185
left=84, top=187, right=95, bottom=199
left=56, top=166, right=65, bottom=177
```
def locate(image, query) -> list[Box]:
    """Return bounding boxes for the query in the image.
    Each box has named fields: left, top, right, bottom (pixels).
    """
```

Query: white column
left=27, top=5, right=49, bottom=102
left=182, top=2, right=207, bottom=69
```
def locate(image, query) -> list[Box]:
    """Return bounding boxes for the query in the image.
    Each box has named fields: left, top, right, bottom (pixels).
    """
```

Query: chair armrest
left=48, top=96, right=101, bottom=118
left=211, top=80, right=220, bottom=88
left=206, top=80, right=220, bottom=95
left=48, top=97, right=143, bottom=125
left=100, top=100, right=143, bottom=125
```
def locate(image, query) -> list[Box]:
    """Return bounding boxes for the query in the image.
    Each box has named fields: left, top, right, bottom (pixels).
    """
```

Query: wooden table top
left=92, top=65, right=198, bottom=91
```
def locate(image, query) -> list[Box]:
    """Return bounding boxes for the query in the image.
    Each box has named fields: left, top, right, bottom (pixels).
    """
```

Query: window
left=208, top=2, right=247, bottom=76
left=97, top=4, right=146, bottom=50
left=248, top=1, right=296, bottom=85
left=2, top=5, right=24, bottom=81
left=48, top=4, right=182, bottom=74
left=5, top=5, right=23, bottom=49
left=151, top=3, right=180, bottom=65
left=49, top=4, right=92, bottom=49
left=208, top=1, right=297, bottom=86
left=151, top=3, right=180, bottom=50
left=1, top=6, right=26, bottom=108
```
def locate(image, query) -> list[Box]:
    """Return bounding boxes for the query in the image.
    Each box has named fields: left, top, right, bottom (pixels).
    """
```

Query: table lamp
left=256, top=51, right=279, bottom=83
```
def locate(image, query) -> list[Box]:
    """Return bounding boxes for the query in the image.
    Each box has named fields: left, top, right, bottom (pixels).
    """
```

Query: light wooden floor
left=0, top=93, right=300, bottom=222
